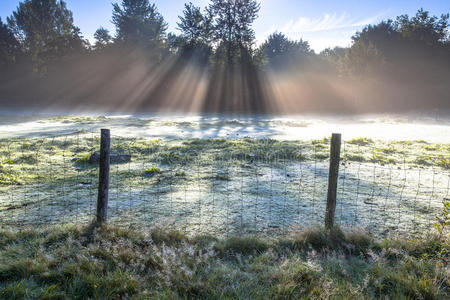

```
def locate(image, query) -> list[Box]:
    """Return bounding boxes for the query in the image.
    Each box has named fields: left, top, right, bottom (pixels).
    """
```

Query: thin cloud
left=257, top=10, right=390, bottom=52
left=276, top=10, right=390, bottom=34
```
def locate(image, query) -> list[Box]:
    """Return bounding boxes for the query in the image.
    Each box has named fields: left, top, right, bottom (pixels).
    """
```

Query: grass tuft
left=215, top=236, right=270, bottom=256
left=0, top=224, right=447, bottom=299
left=348, top=137, right=374, bottom=146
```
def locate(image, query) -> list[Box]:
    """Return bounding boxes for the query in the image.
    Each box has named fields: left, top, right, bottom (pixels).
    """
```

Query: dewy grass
left=0, top=133, right=450, bottom=183
left=1, top=135, right=449, bottom=185
left=0, top=224, right=448, bottom=299
left=348, top=137, right=374, bottom=146
left=0, top=135, right=449, bottom=236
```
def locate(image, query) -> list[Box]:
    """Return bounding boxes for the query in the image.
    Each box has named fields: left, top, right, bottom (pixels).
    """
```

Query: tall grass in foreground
left=0, top=224, right=448, bottom=299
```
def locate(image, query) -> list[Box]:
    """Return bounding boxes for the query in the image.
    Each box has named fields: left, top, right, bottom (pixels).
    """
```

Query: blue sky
left=1, top=0, right=449, bottom=52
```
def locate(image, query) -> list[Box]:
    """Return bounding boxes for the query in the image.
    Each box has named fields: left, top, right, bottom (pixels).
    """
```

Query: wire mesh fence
left=0, top=130, right=449, bottom=238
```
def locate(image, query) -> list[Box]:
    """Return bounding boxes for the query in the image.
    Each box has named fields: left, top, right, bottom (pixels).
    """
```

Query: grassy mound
left=0, top=224, right=448, bottom=299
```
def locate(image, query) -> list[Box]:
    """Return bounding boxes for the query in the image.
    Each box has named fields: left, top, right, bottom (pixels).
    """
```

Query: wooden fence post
left=325, top=133, right=341, bottom=229
left=97, top=129, right=110, bottom=224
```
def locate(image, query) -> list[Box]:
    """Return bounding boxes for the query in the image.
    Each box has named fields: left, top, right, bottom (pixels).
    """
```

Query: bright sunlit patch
left=1, top=114, right=450, bottom=143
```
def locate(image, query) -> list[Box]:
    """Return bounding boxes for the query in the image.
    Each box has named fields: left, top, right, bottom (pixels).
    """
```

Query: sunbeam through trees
left=0, top=0, right=449, bottom=114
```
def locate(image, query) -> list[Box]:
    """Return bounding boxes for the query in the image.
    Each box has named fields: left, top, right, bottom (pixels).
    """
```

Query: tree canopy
left=337, top=9, right=449, bottom=77
left=177, top=2, right=212, bottom=45
left=112, top=0, right=167, bottom=49
left=94, top=27, right=113, bottom=50
left=0, top=2, right=449, bottom=114
left=208, top=0, right=259, bottom=64
left=258, top=32, right=313, bottom=71
left=7, top=0, right=85, bottom=74
left=0, top=17, right=21, bottom=67
left=395, top=8, right=449, bottom=46
left=175, top=2, right=213, bottom=62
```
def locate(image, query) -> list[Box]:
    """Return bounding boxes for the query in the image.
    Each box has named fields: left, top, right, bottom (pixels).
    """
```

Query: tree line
left=0, top=0, right=449, bottom=113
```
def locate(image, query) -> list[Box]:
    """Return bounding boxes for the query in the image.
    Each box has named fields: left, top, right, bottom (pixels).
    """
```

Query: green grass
left=1, top=135, right=449, bottom=234
left=214, top=173, right=231, bottom=181
left=1, top=136, right=449, bottom=189
left=144, top=167, right=161, bottom=176
left=0, top=224, right=448, bottom=299
left=438, top=156, right=450, bottom=169
left=348, top=137, right=374, bottom=146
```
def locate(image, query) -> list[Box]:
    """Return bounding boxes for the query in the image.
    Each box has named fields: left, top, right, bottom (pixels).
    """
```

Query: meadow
left=0, top=224, right=448, bottom=299
left=0, top=114, right=449, bottom=299
left=0, top=115, right=449, bottom=237
left=1, top=0, right=449, bottom=298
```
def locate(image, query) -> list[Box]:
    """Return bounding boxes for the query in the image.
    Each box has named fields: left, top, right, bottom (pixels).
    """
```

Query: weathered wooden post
left=97, top=129, right=110, bottom=224
left=325, top=133, right=341, bottom=229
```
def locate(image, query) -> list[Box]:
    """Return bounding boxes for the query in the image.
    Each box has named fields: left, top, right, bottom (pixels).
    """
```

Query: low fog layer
left=1, top=114, right=450, bottom=143
left=0, top=1, right=449, bottom=114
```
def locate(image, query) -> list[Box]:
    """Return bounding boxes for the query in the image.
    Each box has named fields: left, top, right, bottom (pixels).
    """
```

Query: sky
left=1, top=0, right=449, bottom=52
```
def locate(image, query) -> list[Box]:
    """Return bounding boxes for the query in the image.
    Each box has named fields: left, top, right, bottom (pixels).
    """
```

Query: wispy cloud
left=258, top=10, right=391, bottom=52
left=270, top=10, right=390, bottom=34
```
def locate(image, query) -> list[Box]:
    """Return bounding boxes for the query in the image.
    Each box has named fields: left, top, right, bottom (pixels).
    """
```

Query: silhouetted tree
left=319, top=47, right=347, bottom=75
left=7, top=0, right=85, bottom=75
left=199, top=0, right=269, bottom=113
left=1, top=2, right=449, bottom=114
left=0, top=17, right=21, bottom=67
left=258, top=32, right=313, bottom=71
left=346, top=9, right=450, bottom=76
left=178, top=3, right=213, bottom=44
left=94, top=27, right=113, bottom=50
left=166, top=32, right=184, bottom=53
left=320, top=47, right=347, bottom=58
left=395, top=9, right=449, bottom=46
left=352, top=21, right=399, bottom=54
left=112, top=0, right=167, bottom=50
left=345, top=41, right=386, bottom=76
left=209, top=0, right=260, bottom=64
left=343, top=22, right=394, bottom=76
left=176, top=2, right=213, bottom=63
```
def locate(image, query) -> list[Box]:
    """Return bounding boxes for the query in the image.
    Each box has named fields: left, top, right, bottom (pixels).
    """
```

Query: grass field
left=0, top=114, right=449, bottom=299
left=0, top=115, right=449, bottom=236
left=0, top=224, right=448, bottom=299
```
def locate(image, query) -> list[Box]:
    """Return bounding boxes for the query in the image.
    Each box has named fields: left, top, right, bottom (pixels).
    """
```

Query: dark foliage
left=0, top=1, right=449, bottom=114
left=6, top=0, right=86, bottom=76
left=0, top=18, right=21, bottom=67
